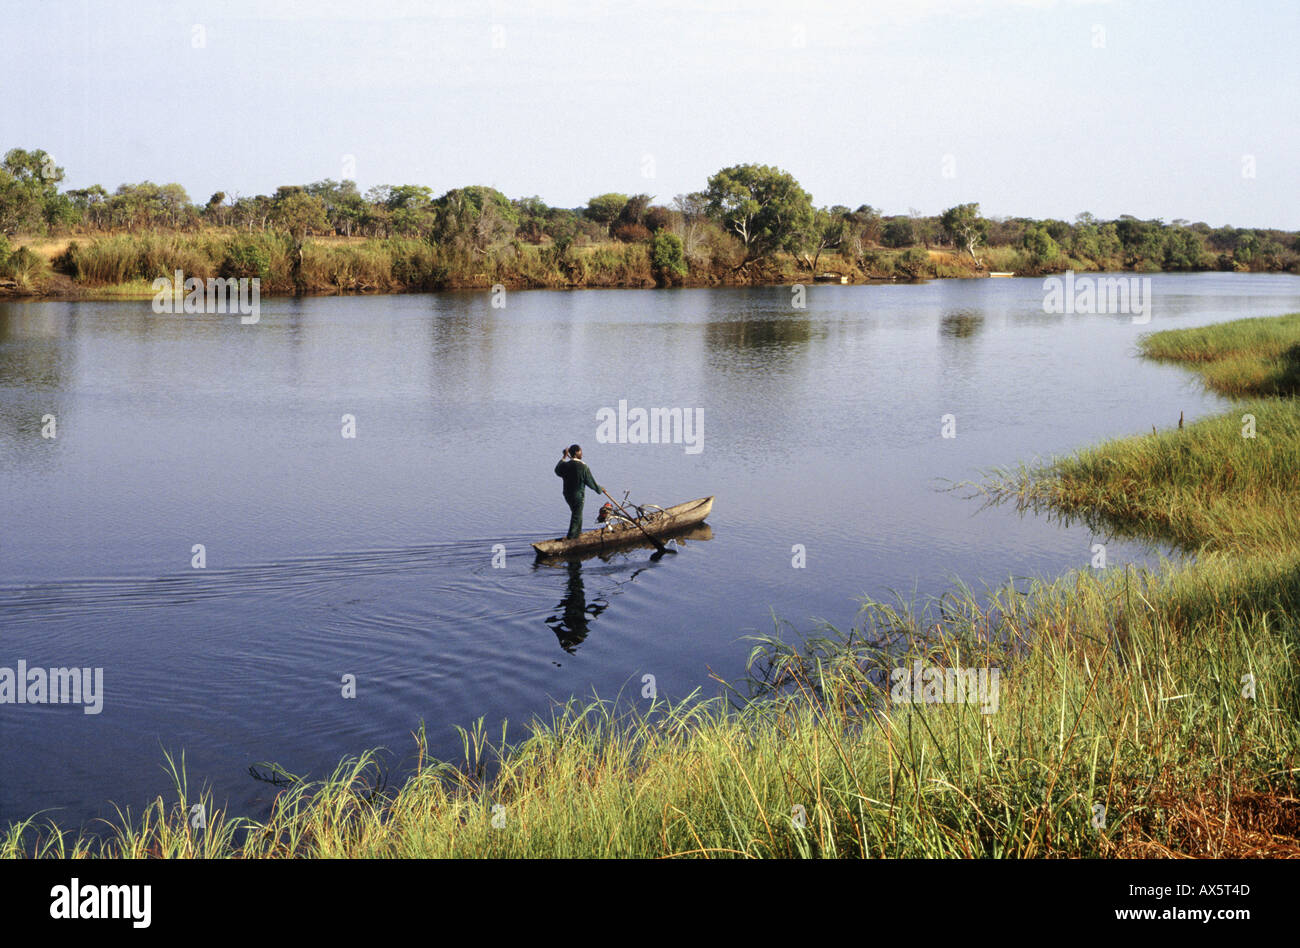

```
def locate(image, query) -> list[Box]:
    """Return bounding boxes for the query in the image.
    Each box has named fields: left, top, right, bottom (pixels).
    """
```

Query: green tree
left=1042, top=218, right=1072, bottom=244
left=616, top=194, right=652, bottom=227
left=1163, top=227, right=1205, bottom=270
left=584, top=193, right=629, bottom=231
left=1115, top=216, right=1166, bottom=269
left=794, top=206, right=848, bottom=272
left=939, top=203, right=988, bottom=261
left=1207, top=226, right=1242, bottom=253
left=1234, top=231, right=1261, bottom=267
left=703, top=163, right=813, bottom=261
left=431, top=186, right=518, bottom=254
left=384, top=184, right=435, bottom=237
left=231, top=194, right=273, bottom=233
left=986, top=216, right=1028, bottom=248
left=334, top=192, right=367, bottom=238
left=910, top=208, right=937, bottom=249
left=204, top=192, right=227, bottom=227
left=304, top=179, right=364, bottom=236
left=42, top=192, right=78, bottom=231
left=512, top=195, right=551, bottom=243
left=611, top=193, right=654, bottom=242
left=0, top=148, right=65, bottom=235
left=270, top=187, right=329, bottom=293
left=843, top=204, right=882, bottom=255
left=67, top=185, right=109, bottom=229
left=156, top=183, right=194, bottom=228
left=542, top=206, right=581, bottom=246
left=104, top=181, right=193, bottom=231
left=881, top=217, right=915, bottom=248
left=1021, top=223, right=1060, bottom=264
left=270, top=187, right=329, bottom=239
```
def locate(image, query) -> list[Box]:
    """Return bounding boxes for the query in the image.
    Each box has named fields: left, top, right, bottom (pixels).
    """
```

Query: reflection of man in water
left=546, top=560, right=607, bottom=653
left=554, top=444, right=604, bottom=539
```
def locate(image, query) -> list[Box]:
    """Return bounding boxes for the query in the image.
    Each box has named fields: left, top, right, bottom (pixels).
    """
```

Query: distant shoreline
left=3, top=154, right=1296, bottom=303
left=3, top=235, right=1293, bottom=304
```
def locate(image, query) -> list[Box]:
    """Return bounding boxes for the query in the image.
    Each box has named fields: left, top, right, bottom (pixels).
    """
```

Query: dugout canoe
left=532, top=496, right=714, bottom=558
left=534, top=523, right=714, bottom=565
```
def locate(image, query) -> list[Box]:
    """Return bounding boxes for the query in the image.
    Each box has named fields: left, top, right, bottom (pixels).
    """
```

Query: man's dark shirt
left=555, top=458, right=602, bottom=500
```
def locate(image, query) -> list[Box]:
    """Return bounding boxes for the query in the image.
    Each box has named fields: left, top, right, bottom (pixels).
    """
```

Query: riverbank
left=0, top=229, right=1283, bottom=302
left=5, top=310, right=1298, bottom=859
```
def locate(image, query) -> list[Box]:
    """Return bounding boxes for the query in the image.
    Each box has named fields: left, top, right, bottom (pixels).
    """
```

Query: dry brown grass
left=14, top=235, right=91, bottom=262
left=1110, top=787, right=1300, bottom=858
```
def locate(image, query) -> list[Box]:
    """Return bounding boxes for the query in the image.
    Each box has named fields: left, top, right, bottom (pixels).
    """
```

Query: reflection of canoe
left=533, top=497, right=714, bottom=559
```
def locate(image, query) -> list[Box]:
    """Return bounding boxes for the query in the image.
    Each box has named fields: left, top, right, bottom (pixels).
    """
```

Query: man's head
left=568, top=443, right=583, bottom=460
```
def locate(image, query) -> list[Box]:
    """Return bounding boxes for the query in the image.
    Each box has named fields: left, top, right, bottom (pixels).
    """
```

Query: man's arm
left=583, top=465, right=601, bottom=493
left=555, top=460, right=567, bottom=478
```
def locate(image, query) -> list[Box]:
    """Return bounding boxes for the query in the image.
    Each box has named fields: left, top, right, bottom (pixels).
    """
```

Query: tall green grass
left=987, top=399, right=1300, bottom=554
left=1141, top=313, right=1300, bottom=396
left=57, top=233, right=226, bottom=285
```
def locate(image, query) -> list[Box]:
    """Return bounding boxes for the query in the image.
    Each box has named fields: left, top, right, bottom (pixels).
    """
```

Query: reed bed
left=1141, top=313, right=1300, bottom=397
left=986, top=399, right=1300, bottom=554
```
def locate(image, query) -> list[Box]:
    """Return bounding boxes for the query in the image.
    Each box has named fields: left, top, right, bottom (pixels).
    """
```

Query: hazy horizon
left=7, top=0, right=1298, bottom=228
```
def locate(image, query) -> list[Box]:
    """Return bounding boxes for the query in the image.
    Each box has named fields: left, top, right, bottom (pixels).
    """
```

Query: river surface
left=2, top=272, right=1298, bottom=831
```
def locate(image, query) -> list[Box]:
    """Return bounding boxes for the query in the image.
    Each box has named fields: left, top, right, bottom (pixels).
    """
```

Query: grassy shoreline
left=0, top=230, right=1265, bottom=302
left=0, top=236, right=1001, bottom=301
left=5, top=313, right=1300, bottom=858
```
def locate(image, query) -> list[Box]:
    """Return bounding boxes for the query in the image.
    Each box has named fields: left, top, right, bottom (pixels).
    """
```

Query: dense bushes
left=221, top=236, right=274, bottom=281
left=650, top=232, right=687, bottom=285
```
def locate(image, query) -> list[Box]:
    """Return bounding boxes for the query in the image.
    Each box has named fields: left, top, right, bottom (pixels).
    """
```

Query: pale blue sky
left=5, top=0, right=1298, bottom=226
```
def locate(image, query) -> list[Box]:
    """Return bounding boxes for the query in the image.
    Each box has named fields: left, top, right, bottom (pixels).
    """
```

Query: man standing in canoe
left=555, top=444, right=604, bottom=539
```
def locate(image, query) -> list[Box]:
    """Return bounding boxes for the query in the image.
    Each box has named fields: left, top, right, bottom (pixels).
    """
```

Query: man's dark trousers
left=565, top=493, right=585, bottom=539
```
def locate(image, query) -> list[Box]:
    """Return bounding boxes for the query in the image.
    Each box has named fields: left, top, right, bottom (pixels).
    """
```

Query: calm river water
left=2, top=272, right=1298, bottom=830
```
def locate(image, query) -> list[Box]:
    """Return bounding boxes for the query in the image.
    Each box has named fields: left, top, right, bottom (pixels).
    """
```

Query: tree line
left=3, top=146, right=1298, bottom=276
